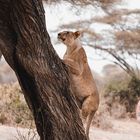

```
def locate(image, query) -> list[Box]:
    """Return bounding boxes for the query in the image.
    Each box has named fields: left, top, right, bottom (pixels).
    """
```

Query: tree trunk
left=0, top=0, right=87, bottom=139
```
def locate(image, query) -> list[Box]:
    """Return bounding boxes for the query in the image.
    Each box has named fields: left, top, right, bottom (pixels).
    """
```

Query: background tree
left=54, top=0, right=140, bottom=112
left=58, top=1, right=140, bottom=78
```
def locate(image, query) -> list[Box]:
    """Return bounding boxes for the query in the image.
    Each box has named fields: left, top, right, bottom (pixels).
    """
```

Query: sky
left=44, top=0, right=140, bottom=74
left=123, top=0, right=140, bottom=9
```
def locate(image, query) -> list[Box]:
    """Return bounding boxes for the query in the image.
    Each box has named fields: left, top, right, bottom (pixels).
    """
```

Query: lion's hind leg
left=81, top=95, right=98, bottom=140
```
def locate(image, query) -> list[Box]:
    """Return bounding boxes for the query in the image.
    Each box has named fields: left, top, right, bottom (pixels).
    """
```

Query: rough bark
left=0, top=0, right=87, bottom=139
left=0, top=51, right=2, bottom=59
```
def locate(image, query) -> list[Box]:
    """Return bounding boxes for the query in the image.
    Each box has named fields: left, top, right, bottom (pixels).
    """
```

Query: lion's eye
left=66, top=32, right=69, bottom=34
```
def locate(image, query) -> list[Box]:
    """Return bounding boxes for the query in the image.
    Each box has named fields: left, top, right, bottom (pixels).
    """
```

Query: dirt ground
left=90, top=119, right=140, bottom=140
left=0, top=119, right=140, bottom=140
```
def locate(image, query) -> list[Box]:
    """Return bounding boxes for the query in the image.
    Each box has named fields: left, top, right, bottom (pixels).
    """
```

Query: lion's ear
left=74, top=31, right=81, bottom=39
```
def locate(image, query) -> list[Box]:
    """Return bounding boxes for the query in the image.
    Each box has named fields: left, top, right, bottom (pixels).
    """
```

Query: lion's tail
left=86, top=110, right=96, bottom=140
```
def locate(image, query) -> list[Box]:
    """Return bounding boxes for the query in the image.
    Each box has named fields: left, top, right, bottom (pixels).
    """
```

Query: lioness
left=58, top=31, right=99, bottom=139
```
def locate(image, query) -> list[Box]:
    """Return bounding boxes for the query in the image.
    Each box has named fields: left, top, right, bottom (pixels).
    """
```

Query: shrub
left=104, top=76, right=140, bottom=114
left=0, top=82, right=34, bottom=127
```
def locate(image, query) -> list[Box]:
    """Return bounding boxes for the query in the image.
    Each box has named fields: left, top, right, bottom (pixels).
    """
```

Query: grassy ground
left=0, top=83, right=34, bottom=128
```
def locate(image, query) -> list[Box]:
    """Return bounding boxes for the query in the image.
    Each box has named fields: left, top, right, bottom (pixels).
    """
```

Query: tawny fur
left=58, top=31, right=99, bottom=140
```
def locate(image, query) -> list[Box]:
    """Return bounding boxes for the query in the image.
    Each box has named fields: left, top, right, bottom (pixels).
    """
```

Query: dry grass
left=0, top=82, right=113, bottom=131
left=15, top=124, right=39, bottom=140
left=0, top=82, right=34, bottom=128
left=93, top=103, right=113, bottom=130
left=0, top=73, right=137, bottom=132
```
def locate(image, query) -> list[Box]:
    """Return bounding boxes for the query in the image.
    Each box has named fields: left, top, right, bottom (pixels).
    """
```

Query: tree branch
left=88, top=44, right=135, bottom=76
